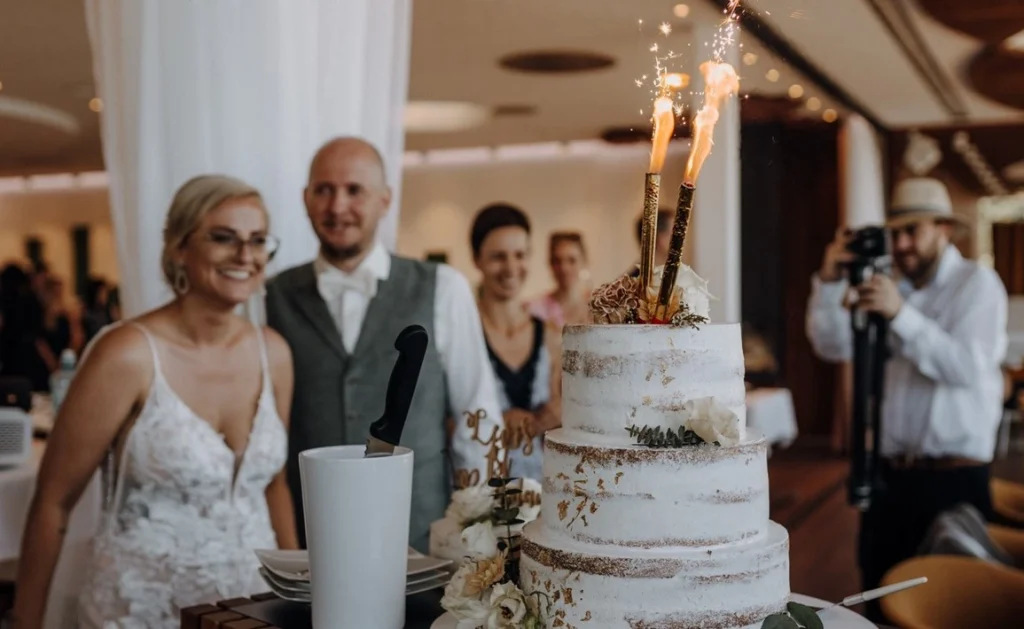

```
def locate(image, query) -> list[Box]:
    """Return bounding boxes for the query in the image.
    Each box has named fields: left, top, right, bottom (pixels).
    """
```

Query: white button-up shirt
left=313, top=242, right=504, bottom=475
left=806, top=245, right=1008, bottom=462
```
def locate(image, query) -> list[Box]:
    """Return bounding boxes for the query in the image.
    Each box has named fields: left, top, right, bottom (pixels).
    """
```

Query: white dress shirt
left=806, top=245, right=1008, bottom=462
left=313, top=242, right=505, bottom=476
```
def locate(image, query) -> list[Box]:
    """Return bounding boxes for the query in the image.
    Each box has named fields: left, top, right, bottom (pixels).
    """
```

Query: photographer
left=806, top=177, right=1008, bottom=619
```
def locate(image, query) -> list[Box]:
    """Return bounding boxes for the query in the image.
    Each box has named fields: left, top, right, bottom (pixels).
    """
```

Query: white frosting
left=539, top=430, right=769, bottom=549
left=522, top=521, right=790, bottom=628
left=561, top=324, right=746, bottom=444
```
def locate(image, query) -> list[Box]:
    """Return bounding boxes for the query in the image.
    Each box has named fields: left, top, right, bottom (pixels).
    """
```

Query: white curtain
left=85, top=0, right=412, bottom=317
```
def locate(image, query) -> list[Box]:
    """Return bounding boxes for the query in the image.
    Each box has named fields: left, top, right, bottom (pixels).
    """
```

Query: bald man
left=265, top=137, right=504, bottom=550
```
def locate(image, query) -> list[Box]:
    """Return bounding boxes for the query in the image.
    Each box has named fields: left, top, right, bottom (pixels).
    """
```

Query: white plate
left=429, top=593, right=875, bottom=629
left=254, top=548, right=450, bottom=583
left=258, top=568, right=450, bottom=603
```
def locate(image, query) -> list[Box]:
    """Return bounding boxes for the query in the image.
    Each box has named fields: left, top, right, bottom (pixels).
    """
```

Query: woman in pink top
left=529, top=232, right=592, bottom=328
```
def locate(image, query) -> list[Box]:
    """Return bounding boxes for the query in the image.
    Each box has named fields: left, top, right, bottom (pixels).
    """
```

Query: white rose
left=442, top=563, right=490, bottom=623
left=485, top=582, right=529, bottom=629
left=447, top=486, right=495, bottom=526
left=652, top=264, right=714, bottom=319
left=461, top=522, right=500, bottom=560
left=682, top=397, right=741, bottom=446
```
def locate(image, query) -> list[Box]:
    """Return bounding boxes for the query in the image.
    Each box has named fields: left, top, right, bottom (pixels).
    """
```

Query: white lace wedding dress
left=77, top=323, right=287, bottom=628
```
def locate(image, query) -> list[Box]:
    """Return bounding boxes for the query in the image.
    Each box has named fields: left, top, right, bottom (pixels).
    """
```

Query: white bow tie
left=317, top=269, right=378, bottom=301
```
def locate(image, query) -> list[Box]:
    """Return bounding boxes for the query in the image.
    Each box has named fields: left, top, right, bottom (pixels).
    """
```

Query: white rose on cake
left=681, top=397, right=741, bottom=446
left=440, top=562, right=490, bottom=624
left=485, top=582, right=529, bottom=628
left=652, top=264, right=714, bottom=319
left=446, top=485, right=495, bottom=526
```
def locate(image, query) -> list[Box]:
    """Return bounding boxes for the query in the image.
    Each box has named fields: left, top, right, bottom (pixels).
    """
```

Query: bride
left=11, top=175, right=299, bottom=628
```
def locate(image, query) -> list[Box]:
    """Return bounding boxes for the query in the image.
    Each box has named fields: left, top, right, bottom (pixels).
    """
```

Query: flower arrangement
left=439, top=479, right=542, bottom=564
left=440, top=478, right=550, bottom=628
left=590, top=264, right=712, bottom=326
left=626, top=396, right=741, bottom=448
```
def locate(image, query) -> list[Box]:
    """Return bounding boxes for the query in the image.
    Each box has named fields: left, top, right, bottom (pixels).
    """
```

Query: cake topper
left=451, top=409, right=537, bottom=490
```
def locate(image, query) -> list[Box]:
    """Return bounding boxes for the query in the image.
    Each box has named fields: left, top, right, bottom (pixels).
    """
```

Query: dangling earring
left=173, top=266, right=190, bottom=295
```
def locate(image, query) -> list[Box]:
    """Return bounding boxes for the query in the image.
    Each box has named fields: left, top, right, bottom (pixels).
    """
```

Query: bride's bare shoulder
left=80, top=322, right=155, bottom=373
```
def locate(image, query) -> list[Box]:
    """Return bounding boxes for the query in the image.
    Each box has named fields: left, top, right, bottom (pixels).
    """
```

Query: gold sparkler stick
left=641, top=94, right=676, bottom=295
left=657, top=183, right=694, bottom=315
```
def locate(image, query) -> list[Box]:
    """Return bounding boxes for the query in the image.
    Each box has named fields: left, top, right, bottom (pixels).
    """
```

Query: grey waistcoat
left=265, top=257, right=450, bottom=552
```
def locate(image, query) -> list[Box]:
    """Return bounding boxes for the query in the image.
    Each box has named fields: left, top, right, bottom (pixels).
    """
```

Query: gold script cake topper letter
left=451, top=409, right=537, bottom=489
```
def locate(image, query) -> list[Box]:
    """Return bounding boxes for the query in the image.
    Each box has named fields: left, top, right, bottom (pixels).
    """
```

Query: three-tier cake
left=519, top=322, right=790, bottom=628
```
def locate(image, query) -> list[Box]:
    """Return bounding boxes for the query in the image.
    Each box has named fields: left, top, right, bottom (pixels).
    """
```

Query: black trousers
left=858, top=462, right=992, bottom=622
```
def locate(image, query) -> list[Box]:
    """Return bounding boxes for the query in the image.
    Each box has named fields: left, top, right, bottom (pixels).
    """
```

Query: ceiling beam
left=705, top=0, right=888, bottom=132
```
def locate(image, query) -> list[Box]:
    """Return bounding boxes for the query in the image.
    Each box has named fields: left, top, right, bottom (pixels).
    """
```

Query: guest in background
left=13, top=175, right=297, bottom=629
left=81, top=277, right=115, bottom=343
left=265, top=137, right=503, bottom=551
left=529, top=231, right=592, bottom=328
left=472, top=204, right=561, bottom=481
left=34, top=275, right=82, bottom=373
left=628, top=208, right=674, bottom=277
left=0, top=264, right=42, bottom=382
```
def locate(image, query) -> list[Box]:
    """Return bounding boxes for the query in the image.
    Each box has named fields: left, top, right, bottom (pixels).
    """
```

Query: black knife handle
left=371, top=325, right=429, bottom=446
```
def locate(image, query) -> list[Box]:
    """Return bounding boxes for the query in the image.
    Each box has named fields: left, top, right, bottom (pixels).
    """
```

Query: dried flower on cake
left=465, top=552, right=507, bottom=596
left=589, top=274, right=641, bottom=324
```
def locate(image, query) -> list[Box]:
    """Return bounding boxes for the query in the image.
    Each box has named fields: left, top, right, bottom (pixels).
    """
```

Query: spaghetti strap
left=127, top=322, right=162, bottom=373
left=253, top=323, right=272, bottom=394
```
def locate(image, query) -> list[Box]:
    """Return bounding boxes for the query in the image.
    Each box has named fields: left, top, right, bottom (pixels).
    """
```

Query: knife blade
left=365, top=324, right=429, bottom=457
left=815, top=577, right=928, bottom=615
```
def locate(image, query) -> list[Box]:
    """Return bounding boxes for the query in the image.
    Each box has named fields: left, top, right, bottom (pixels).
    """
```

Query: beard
left=896, top=249, right=940, bottom=284
left=319, top=240, right=365, bottom=263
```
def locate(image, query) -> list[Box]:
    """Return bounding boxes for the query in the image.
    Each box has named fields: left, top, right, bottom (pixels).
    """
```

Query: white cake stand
left=430, top=593, right=875, bottom=628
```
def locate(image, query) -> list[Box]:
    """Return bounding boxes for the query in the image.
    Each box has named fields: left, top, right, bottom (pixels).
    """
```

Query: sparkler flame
left=649, top=96, right=676, bottom=173
left=682, top=61, right=739, bottom=185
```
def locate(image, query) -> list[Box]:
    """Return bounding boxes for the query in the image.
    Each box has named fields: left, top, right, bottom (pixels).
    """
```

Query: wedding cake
left=516, top=273, right=790, bottom=628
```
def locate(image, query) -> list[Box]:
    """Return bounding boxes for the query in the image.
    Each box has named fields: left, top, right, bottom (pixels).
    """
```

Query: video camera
left=843, top=225, right=892, bottom=511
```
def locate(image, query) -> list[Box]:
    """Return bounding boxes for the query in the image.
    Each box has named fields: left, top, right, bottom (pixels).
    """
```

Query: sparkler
left=639, top=91, right=676, bottom=293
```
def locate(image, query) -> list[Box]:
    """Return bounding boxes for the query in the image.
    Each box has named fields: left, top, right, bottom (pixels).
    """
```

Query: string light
left=88, top=98, right=104, bottom=113
left=822, top=109, right=838, bottom=123
left=673, top=4, right=690, bottom=18
left=788, top=84, right=804, bottom=99
left=742, top=52, right=758, bottom=66
left=806, top=97, right=821, bottom=111
left=765, top=69, right=780, bottom=82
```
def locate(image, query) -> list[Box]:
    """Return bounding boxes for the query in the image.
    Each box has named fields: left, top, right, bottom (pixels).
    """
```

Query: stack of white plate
left=254, top=547, right=452, bottom=603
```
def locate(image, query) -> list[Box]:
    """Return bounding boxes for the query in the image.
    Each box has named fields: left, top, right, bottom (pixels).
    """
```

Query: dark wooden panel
left=993, top=222, right=1024, bottom=296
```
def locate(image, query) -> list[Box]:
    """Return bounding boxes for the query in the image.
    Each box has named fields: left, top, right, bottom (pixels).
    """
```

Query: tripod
left=848, top=267, right=889, bottom=511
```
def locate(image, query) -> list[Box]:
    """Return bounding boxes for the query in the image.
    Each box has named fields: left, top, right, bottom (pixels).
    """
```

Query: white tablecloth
left=0, top=439, right=101, bottom=629
left=746, top=388, right=799, bottom=447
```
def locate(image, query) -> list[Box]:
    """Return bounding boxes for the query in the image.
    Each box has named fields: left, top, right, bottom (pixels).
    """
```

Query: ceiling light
left=822, top=109, right=838, bottom=123
left=404, top=101, right=489, bottom=133
left=1005, top=28, right=1024, bottom=51
left=89, top=97, right=103, bottom=113
left=673, top=4, right=690, bottom=19
left=788, top=84, right=804, bottom=99
left=766, top=69, right=780, bottom=82
left=806, top=97, right=821, bottom=111
left=1002, top=160, right=1024, bottom=183
left=743, top=53, right=758, bottom=66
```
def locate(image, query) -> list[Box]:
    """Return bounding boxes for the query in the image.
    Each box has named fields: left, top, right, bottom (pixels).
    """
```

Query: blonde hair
left=161, top=174, right=267, bottom=287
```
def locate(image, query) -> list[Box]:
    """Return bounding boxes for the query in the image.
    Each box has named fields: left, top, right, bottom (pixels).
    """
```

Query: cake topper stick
left=641, top=86, right=677, bottom=295
left=657, top=61, right=739, bottom=317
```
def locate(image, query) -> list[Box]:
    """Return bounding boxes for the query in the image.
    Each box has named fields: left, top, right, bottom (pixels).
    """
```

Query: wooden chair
left=991, top=477, right=1024, bottom=526
left=987, top=523, right=1024, bottom=565
left=880, top=556, right=1024, bottom=628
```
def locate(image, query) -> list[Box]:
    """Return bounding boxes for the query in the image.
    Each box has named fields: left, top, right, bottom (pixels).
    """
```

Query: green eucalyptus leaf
left=786, top=603, right=824, bottom=629
left=761, top=613, right=800, bottom=629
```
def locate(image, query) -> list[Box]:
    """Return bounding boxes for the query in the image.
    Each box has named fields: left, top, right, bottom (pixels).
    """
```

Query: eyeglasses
left=202, top=230, right=280, bottom=261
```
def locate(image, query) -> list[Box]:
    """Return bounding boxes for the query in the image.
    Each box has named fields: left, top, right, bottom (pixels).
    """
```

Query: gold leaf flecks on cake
left=556, top=472, right=570, bottom=480
left=645, top=368, right=654, bottom=382
left=563, top=588, right=575, bottom=605
left=642, top=395, right=653, bottom=406
left=589, top=502, right=599, bottom=514
left=582, top=610, right=593, bottom=621
left=662, top=375, right=675, bottom=386
left=558, top=500, right=570, bottom=521
left=597, top=478, right=606, bottom=491
left=614, top=472, right=624, bottom=485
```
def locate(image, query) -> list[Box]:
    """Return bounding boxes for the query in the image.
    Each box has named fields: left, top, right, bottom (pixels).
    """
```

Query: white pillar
left=85, top=0, right=412, bottom=317
left=689, top=22, right=741, bottom=323
left=839, top=114, right=886, bottom=229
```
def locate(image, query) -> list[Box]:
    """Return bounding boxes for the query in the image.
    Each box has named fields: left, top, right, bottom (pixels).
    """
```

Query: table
left=0, top=438, right=101, bottom=629
left=746, top=387, right=799, bottom=447
left=180, top=590, right=444, bottom=629
left=184, top=592, right=899, bottom=629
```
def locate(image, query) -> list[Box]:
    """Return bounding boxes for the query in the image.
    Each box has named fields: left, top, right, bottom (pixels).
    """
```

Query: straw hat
left=887, top=177, right=969, bottom=234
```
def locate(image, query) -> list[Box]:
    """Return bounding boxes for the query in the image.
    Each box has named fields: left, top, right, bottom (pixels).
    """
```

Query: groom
left=265, top=137, right=504, bottom=551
